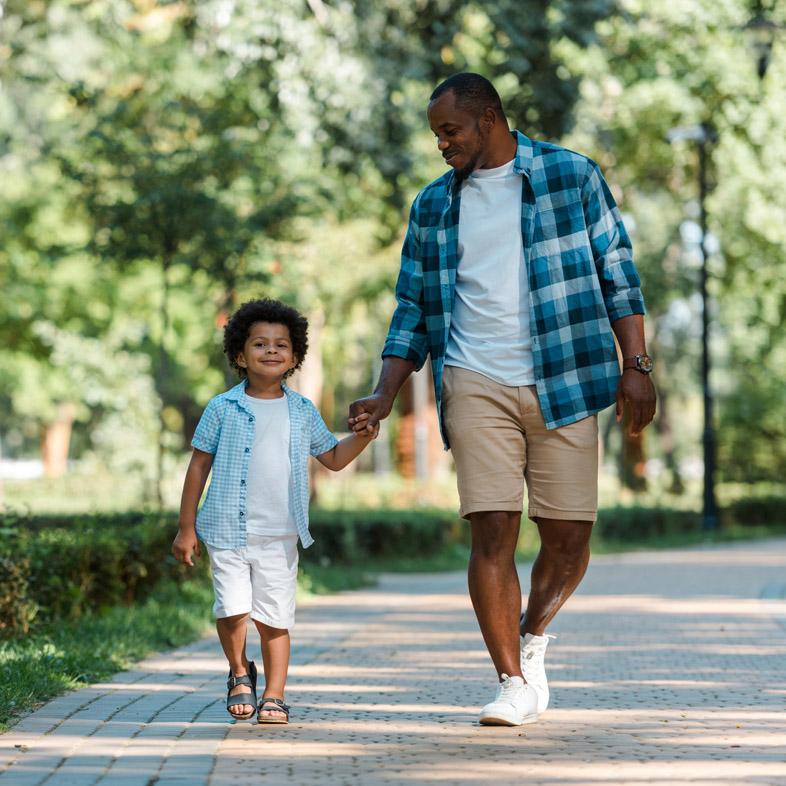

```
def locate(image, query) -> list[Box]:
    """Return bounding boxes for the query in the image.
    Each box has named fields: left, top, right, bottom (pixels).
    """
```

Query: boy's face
left=237, top=322, right=297, bottom=380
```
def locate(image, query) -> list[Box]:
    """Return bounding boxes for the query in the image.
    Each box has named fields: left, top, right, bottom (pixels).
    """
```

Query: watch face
left=637, top=355, right=653, bottom=373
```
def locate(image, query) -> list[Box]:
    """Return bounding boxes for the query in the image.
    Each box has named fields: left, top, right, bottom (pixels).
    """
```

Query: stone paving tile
left=2, top=538, right=786, bottom=786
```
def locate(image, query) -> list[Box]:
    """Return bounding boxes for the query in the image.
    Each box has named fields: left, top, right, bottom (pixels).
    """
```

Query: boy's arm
left=172, top=448, right=214, bottom=566
left=315, top=417, right=378, bottom=472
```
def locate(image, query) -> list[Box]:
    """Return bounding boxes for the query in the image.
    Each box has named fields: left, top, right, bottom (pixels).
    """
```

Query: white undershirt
left=445, top=158, right=535, bottom=386
left=243, top=393, right=296, bottom=536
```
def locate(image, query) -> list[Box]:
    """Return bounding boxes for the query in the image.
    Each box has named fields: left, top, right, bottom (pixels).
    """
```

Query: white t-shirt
left=243, top=393, right=297, bottom=536
left=445, top=158, right=535, bottom=386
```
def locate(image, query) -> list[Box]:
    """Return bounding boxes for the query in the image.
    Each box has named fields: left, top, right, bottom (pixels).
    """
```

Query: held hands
left=348, top=393, right=392, bottom=436
left=350, top=411, right=381, bottom=440
left=172, top=528, right=201, bottom=567
left=615, top=370, right=656, bottom=437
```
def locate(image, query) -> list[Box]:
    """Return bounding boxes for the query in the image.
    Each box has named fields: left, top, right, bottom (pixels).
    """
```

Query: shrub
left=725, top=496, right=786, bottom=527
left=0, top=508, right=466, bottom=636
left=594, top=506, right=702, bottom=542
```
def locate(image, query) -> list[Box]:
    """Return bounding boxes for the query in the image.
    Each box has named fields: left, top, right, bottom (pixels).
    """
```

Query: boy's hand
left=172, top=528, right=201, bottom=567
left=351, top=412, right=379, bottom=438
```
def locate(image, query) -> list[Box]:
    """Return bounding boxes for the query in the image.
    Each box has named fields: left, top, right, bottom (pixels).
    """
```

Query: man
left=349, top=73, right=656, bottom=726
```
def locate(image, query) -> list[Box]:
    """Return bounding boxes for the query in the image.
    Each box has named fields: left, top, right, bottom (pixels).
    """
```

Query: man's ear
left=481, top=107, right=496, bottom=130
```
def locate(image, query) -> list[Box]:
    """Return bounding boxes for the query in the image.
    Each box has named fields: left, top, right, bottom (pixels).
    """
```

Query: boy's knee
left=253, top=619, right=290, bottom=638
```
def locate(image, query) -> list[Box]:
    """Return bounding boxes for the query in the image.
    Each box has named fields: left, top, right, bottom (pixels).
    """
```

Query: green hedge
left=724, top=496, right=786, bottom=527
left=0, top=508, right=465, bottom=637
left=3, top=498, right=784, bottom=638
left=594, top=506, right=702, bottom=542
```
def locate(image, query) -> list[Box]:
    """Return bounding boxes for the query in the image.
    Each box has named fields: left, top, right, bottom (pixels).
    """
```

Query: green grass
left=0, top=579, right=215, bottom=732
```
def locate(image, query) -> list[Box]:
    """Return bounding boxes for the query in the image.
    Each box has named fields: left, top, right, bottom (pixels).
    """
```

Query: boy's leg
left=254, top=620, right=291, bottom=720
left=206, top=543, right=255, bottom=718
left=216, top=613, right=254, bottom=718
left=248, top=533, right=299, bottom=720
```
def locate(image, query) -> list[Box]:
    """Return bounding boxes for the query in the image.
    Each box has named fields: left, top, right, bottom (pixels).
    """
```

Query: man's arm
left=349, top=196, right=426, bottom=432
left=581, top=162, right=655, bottom=436
left=348, top=356, right=417, bottom=433
left=612, top=314, right=656, bottom=436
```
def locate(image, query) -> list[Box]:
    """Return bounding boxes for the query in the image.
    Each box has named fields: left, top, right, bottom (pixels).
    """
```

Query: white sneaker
left=478, top=674, right=539, bottom=726
left=520, top=633, right=555, bottom=715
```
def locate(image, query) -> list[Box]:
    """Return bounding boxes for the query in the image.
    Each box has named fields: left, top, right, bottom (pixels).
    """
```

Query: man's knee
left=470, top=511, right=520, bottom=560
left=536, top=518, right=592, bottom=562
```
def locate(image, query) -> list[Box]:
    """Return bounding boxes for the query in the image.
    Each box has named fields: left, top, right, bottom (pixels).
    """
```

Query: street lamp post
left=667, top=123, right=718, bottom=531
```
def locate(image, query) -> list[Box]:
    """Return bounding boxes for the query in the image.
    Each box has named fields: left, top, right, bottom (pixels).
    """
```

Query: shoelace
left=496, top=674, right=522, bottom=702
left=522, top=634, right=556, bottom=671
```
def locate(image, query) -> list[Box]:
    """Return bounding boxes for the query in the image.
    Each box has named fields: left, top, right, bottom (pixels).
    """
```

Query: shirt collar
left=511, top=130, right=534, bottom=177
left=225, top=380, right=297, bottom=404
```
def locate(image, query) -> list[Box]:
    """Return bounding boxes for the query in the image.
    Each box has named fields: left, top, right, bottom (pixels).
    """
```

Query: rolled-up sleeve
left=191, top=398, right=221, bottom=454
left=382, top=197, right=429, bottom=369
left=582, top=162, right=646, bottom=322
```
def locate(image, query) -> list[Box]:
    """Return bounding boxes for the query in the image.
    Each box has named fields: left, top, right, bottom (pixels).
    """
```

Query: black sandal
left=226, top=661, right=257, bottom=721
left=257, top=696, right=290, bottom=724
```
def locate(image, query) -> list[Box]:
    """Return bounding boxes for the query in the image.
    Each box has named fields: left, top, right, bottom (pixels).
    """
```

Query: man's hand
left=615, top=370, right=656, bottom=436
left=348, top=393, right=393, bottom=434
left=172, top=528, right=201, bottom=567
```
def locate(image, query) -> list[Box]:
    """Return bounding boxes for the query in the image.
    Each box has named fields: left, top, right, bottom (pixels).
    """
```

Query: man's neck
left=479, top=131, right=517, bottom=170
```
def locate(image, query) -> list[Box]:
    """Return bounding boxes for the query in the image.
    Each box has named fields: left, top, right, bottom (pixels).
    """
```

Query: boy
left=172, top=298, right=377, bottom=724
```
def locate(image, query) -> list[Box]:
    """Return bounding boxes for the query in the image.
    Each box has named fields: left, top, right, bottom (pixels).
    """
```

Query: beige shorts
left=442, top=365, right=599, bottom=522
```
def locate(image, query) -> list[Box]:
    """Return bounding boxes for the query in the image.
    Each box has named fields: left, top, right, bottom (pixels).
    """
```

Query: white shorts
left=206, top=533, right=299, bottom=629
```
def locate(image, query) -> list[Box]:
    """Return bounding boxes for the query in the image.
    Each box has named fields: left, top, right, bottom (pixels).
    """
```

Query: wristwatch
left=623, top=354, right=654, bottom=374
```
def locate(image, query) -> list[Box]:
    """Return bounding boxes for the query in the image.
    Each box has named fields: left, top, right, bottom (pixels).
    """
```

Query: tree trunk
left=655, top=383, right=685, bottom=494
left=289, top=309, right=325, bottom=502
left=41, top=402, right=76, bottom=478
left=155, top=254, right=171, bottom=509
left=395, top=364, right=447, bottom=479
left=620, top=410, right=647, bottom=491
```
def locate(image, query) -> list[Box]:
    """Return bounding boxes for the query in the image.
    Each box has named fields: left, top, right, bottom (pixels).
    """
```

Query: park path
left=2, top=538, right=786, bottom=786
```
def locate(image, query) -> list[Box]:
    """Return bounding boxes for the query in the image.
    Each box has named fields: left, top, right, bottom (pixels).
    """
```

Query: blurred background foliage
left=1, top=0, right=785, bottom=510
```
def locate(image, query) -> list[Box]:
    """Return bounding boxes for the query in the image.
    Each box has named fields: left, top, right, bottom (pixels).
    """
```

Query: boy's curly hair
left=223, top=298, right=308, bottom=379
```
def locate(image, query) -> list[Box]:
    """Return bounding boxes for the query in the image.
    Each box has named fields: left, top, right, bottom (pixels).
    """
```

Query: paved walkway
left=2, top=539, right=786, bottom=786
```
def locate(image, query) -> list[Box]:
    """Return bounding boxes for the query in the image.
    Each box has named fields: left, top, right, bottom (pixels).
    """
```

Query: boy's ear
left=236, top=352, right=247, bottom=369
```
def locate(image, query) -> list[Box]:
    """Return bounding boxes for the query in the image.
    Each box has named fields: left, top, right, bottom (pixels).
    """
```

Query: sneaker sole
left=479, top=711, right=539, bottom=727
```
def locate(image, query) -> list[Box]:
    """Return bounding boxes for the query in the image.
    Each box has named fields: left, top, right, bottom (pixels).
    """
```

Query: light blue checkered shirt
left=191, top=381, right=338, bottom=549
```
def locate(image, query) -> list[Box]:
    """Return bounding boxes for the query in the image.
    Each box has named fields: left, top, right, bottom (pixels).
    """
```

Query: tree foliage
left=1, top=0, right=784, bottom=493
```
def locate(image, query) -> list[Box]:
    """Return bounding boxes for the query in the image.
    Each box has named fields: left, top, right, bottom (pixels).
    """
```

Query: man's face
left=427, top=90, right=488, bottom=179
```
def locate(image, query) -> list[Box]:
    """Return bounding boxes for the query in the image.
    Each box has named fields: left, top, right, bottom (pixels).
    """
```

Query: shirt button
left=240, top=480, right=245, bottom=485
left=239, top=511, right=245, bottom=517
left=244, top=447, right=250, bottom=453
left=249, top=417, right=254, bottom=422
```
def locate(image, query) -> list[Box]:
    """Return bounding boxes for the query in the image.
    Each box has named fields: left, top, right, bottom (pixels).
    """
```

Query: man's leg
left=521, top=518, right=592, bottom=635
left=468, top=511, right=523, bottom=678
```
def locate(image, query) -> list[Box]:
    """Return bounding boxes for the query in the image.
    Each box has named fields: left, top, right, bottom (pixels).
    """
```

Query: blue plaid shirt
left=383, top=131, right=645, bottom=446
left=191, top=381, right=338, bottom=549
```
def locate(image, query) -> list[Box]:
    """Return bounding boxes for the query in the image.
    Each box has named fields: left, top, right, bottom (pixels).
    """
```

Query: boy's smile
left=237, top=321, right=297, bottom=385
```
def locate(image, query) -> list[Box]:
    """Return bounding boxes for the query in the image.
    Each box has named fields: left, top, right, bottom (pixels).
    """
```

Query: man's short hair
left=430, top=73, right=504, bottom=118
